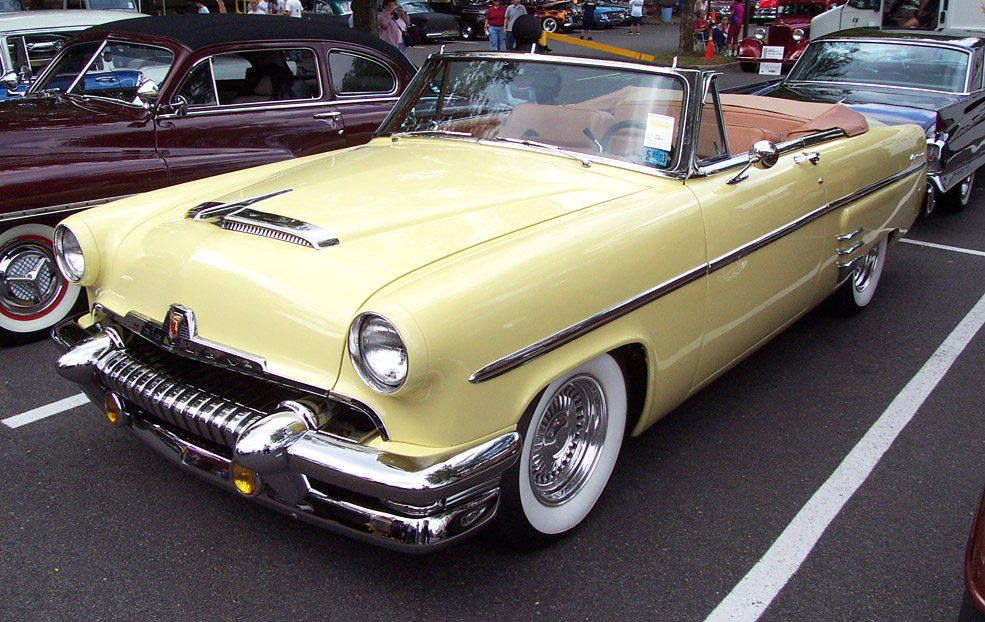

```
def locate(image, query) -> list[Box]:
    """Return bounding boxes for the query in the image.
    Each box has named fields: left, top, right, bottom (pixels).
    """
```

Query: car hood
left=768, top=83, right=956, bottom=130
left=98, top=139, right=648, bottom=390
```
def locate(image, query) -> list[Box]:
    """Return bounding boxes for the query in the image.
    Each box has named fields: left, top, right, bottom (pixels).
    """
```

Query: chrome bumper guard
left=53, top=319, right=520, bottom=552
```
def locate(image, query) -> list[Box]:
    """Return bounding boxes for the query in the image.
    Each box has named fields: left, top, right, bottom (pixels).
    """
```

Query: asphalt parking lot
left=4, top=27, right=985, bottom=622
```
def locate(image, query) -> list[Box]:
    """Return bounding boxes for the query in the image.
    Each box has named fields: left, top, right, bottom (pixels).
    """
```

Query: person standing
left=256, top=0, right=268, bottom=13
left=629, top=0, right=643, bottom=34
left=247, top=0, right=263, bottom=13
left=505, top=0, right=527, bottom=50
left=580, top=0, right=596, bottom=39
left=485, top=0, right=507, bottom=51
left=283, top=0, right=302, bottom=16
left=693, top=0, right=707, bottom=15
left=194, top=0, right=209, bottom=12
left=378, top=0, right=404, bottom=49
left=727, top=0, right=743, bottom=56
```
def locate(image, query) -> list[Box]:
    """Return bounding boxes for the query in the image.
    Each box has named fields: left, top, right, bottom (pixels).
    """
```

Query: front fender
left=739, top=38, right=763, bottom=58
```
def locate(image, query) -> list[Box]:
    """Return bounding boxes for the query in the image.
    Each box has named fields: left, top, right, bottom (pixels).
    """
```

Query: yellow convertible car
left=52, top=52, right=926, bottom=551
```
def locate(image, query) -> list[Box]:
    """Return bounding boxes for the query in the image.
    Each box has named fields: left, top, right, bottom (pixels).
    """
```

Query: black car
left=731, top=28, right=985, bottom=214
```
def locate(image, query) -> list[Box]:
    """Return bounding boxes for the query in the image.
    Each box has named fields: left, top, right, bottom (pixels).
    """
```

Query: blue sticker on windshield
left=643, top=148, right=669, bottom=168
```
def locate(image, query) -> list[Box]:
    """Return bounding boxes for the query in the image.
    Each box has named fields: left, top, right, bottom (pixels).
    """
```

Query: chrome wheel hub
left=0, top=238, right=64, bottom=318
left=529, top=375, right=607, bottom=506
left=852, top=244, right=880, bottom=293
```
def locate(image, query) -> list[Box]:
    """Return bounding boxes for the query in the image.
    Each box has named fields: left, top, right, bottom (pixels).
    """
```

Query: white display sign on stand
left=759, top=45, right=785, bottom=75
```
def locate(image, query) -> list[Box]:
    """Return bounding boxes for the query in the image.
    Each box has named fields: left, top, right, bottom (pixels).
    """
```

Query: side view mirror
left=167, top=94, right=189, bottom=117
left=750, top=140, right=779, bottom=170
left=135, top=79, right=160, bottom=109
left=1, top=70, right=19, bottom=91
left=727, top=140, right=779, bottom=185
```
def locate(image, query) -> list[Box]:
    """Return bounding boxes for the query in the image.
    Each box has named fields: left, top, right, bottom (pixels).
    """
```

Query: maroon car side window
left=328, top=50, right=396, bottom=95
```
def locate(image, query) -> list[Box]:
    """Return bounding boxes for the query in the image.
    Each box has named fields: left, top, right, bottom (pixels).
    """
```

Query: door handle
left=314, top=111, right=344, bottom=135
left=794, top=151, right=820, bottom=166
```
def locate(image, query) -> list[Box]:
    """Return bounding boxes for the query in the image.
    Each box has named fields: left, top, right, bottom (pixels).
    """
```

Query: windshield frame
left=29, top=37, right=177, bottom=106
left=375, top=52, right=695, bottom=179
left=787, top=38, right=974, bottom=95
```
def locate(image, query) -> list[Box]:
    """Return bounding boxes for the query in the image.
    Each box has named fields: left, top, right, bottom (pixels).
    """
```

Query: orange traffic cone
left=710, top=9, right=716, bottom=21
left=704, top=37, right=714, bottom=59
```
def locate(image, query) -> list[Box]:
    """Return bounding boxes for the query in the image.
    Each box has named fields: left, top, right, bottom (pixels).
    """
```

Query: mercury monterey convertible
left=53, top=52, right=926, bottom=551
left=0, top=14, right=414, bottom=344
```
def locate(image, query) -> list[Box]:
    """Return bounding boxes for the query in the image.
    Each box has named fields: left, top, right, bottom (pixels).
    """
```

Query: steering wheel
left=600, top=119, right=647, bottom=153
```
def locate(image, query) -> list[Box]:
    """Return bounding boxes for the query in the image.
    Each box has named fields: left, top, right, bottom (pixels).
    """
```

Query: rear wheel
left=542, top=16, right=558, bottom=32
left=495, top=353, right=626, bottom=547
left=460, top=21, right=476, bottom=40
left=939, top=172, right=975, bottom=214
left=827, top=236, right=887, bottom=317
left=0, top=224, right=83, bottom=345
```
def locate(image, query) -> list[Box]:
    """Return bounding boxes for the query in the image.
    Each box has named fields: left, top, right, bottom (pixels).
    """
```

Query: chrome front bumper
left=53, top=319, right=519, bottom=552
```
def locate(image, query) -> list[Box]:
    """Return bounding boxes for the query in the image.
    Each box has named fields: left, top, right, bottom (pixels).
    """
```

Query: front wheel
left=460, top=22, right=476, bottom=40
left=739, top=61, right=756, bottom=73
left=0, top=223, right=84, bottom=345
left=939, top=172, right=975, bottom=214
left=827, top=236, right=887, bottom=317
left=541, top=16, right=558, bottom=32
left=495, top=353, right=626, bottom=547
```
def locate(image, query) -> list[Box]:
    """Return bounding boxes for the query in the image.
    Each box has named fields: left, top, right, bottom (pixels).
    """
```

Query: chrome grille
left=96, top=349, right=268, bottom=447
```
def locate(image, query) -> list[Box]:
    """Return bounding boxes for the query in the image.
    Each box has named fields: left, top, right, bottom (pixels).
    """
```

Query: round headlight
left=754, top=27, right=766, bottom=40
left=792, top=28, right=804, bottom=42
left=348, top=313, right=408, bottom=394
left=53, top=225, right=84, bottom=283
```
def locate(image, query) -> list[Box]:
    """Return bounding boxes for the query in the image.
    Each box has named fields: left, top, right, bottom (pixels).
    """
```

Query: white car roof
left=0, top=9, right=144, bottom=34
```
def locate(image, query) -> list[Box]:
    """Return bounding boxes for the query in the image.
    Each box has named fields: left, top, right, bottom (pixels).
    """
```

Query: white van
left=812, top=0, right=985, bottom=38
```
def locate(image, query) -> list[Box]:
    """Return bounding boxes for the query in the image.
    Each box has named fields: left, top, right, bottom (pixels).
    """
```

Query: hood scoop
left=186, top=189, right=338, bottom=250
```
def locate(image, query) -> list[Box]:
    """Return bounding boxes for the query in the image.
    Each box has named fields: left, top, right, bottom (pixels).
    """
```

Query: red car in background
left=737, top=0, right=844, bottom=72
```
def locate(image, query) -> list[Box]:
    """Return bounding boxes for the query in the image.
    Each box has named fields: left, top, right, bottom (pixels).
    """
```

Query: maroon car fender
left=739, top=38, right=763, bottom=58
left=965, top=484, right=985, bottom=614
left=790, top=40, right=808, bottom=60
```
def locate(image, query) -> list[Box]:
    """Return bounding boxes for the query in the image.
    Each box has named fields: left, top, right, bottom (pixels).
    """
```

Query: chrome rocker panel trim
left=54, top=319, right=520, bottom=552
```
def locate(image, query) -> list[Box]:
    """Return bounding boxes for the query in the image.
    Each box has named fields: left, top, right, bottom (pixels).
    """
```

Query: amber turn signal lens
left=230, top=462, right=259, bottom=496
left=104, top=393, right=125, bottom=426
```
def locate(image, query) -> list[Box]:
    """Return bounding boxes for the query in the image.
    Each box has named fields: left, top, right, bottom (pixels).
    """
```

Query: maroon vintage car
left=0, top=14, right=414, bottom=344
left=737, top=0, right=845, bottom=72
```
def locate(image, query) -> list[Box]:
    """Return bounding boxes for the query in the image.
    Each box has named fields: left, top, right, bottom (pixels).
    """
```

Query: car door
left=687, top=85, right=828, bottom=390
left=324, top=47, right=405, bottom=145
left=155, top=45, right=348, bottom=188
left=938, top=47, right=985, bottom=192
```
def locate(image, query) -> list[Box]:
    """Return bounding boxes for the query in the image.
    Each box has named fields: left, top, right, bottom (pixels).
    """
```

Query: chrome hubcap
left=0, top=238, right=64, bottom=319
left=529, top=375, right=607, bottom=506
left=852, top=243, right=881, bottom=293
left=959, top=175, right=973, bottom=205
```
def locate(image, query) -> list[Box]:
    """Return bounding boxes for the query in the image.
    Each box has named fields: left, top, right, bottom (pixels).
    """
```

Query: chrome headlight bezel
left=53, top=225, right=85, bottom=284
left=754, top=27, right=766, bottom=40
left=348, top=312, right=409, bottom=394
left=792, top=28, right=805, bottom=42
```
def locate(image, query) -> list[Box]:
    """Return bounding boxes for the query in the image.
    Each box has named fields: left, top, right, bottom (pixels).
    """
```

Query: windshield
left=777, top=2, right=824, bottom=16
left=399, top=0, right=429, bottom=12
left=32, top=40, right=175, bottom=102
left=380, top=57, right=686, bottom=170
left=788, top=40, right=970, bottom=93
left=88, top=0, right=138, bottom=8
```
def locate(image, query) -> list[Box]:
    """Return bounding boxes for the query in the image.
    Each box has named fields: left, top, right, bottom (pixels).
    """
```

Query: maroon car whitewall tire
left=0, top=224, right=83, bottom=343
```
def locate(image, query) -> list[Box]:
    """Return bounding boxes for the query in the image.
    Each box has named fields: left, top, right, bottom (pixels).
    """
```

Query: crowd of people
left=242, top=0, right=303, bottom=16
left=692, top=0, right=742, bottom=55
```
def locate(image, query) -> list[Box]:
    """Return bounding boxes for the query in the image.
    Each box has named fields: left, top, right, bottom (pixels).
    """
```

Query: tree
left=351, top=0, right=378, bottom=36
left=678, top=1, right=694, bottom=54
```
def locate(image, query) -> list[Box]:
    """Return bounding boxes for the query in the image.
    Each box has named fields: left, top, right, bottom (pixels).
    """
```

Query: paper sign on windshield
left=644, top=113, right=675, bottom=152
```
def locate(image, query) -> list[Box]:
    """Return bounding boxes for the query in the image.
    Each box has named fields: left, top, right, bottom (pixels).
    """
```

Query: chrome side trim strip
left=836, top=227, right=865, bottom=241
left=468, top=264, right=707, bottom=384
left=469, top=160, right=925, bottom=384
left=0, top=195, right=130, bottom=223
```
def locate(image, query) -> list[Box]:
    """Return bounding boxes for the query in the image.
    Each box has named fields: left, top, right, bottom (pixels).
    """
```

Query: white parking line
left=2, top=393, right=89, bottom=429
left=901, top=238, right=985, bottom=258
left=705, top=290, right=985, bottom=622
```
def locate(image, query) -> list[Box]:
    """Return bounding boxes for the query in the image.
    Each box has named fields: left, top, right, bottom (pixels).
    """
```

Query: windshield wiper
left=389, top=129, right=475, bottom=140
left=492, top=136, right=592, bottom=168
